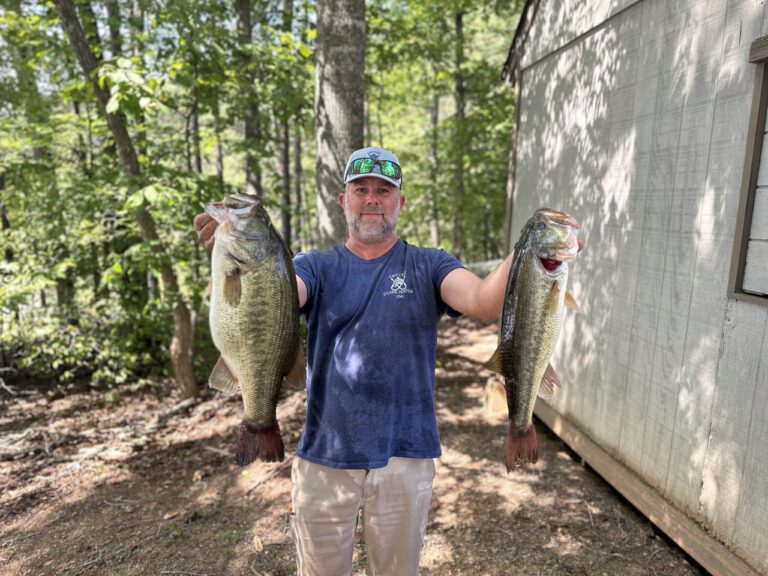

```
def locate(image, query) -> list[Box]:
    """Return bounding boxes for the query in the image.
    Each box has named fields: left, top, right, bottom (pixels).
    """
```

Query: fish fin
left=235, top=421, right=285, bottom=467
left=483, top=346, right=504, bottom=374
left=565, top=291, right=580, bottom=312
left=505, top=423, right=538, bottom=471
left=209, top=356, right=240, bottom=396
left=537, top=363, right=561, bottom=400
left=284, top=348, right=306, bottom=389
left=546, top=282, right=562, bottom=315
left=223, top=270, right=242, bottom=306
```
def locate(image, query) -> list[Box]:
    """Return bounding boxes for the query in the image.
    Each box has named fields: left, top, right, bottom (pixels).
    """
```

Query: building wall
left=512, top=0, right=768, bottom=571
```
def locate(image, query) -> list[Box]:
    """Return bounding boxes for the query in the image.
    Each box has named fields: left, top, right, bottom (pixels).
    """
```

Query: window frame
left=728, top=36, right=768, bottom=305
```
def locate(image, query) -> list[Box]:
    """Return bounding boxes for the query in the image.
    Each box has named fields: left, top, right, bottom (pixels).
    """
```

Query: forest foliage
left=0, top=0, right=522, bottom=389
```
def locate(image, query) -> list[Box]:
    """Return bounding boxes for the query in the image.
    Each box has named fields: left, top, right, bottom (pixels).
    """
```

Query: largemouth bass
left=207, top=194, right=303, bottom=466
left=485, top=208, right=580, bottom=470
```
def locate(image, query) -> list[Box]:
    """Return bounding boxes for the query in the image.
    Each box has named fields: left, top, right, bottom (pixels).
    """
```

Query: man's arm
left=193, top=211, right=308, bottom=308
left=439, top=254, right=514, bottom=321
left=296, top=276, right=308, bottom=309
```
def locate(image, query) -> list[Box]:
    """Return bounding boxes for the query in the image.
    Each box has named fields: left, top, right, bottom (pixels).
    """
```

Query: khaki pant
left=290, top=456, right=436, bottom=576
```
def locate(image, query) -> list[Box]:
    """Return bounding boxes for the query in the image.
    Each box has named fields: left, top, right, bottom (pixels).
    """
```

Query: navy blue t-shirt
left=293, top=239, right=463, bottom=469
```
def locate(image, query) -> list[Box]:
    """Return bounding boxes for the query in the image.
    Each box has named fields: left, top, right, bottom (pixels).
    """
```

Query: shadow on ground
left=0, top=317, right=706, bottom=576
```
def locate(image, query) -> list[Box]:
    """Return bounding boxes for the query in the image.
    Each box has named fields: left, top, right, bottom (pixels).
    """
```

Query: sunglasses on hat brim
left=345, top=158, right=402, bottom=182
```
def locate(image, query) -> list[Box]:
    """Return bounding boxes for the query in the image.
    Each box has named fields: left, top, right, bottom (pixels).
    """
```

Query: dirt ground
left=0, top=317, right=707, bottom=576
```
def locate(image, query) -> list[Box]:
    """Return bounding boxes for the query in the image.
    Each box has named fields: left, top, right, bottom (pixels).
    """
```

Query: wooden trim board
left=534, top=401, right=764, bottom=576
left=729, top=38, right=768, bottom=305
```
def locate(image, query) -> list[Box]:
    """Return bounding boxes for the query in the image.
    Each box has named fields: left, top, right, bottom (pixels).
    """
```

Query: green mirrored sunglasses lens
left=353, top=158, right=374, bottom=173
left=379, top=161, right=397, bottom=177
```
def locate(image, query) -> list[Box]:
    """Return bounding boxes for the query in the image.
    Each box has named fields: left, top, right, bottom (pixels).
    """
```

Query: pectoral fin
left=284, top=348, right=307, bottom=388
left=537, top=363, right=561, bottom=399
left=209, top=356, right=240, bottom=395
left=483, top=346, right=504, bottom=374
left=565, top=291, right=580, bottom=312
left=223, top=270, right=242, bottom=306
left=546, top=282, right=562, bottom=315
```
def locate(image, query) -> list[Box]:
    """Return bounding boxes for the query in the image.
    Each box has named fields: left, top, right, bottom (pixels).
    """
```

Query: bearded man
left=195, top=146, right=517, bottom=576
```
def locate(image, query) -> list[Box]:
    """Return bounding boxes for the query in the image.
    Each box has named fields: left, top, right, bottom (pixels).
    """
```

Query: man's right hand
left=194, top=211, right=219, bottom=251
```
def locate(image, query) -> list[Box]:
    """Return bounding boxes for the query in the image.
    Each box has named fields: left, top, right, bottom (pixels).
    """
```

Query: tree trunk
left=129, top=0, right=147, bottom=156
left=293, top=122, right=304, bottom=250
left=452, top=11, right=466, bottom=260
left=315, top=0, right=365, bottom=248
left=1, top=176, right=11, bottom=263
left=53, top=0, right=199, bottom=398
left=429, top=93, right=440, bottom=248
left=236, top=0, right=263, bottom=197
left=77, top=1, right=102, bottom=59
left=5, top=0, right=76, bottom=320
left=279, top=121, right=292, bottom=247
left=279, top=0, right=293, bottom=247
left=105, top=0, right=122, bottom=58
left=214, top=99, right=225, bottom=192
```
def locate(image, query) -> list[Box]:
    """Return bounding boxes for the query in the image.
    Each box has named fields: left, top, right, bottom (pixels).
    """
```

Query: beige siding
left=520, top=0, right=642, bottom=70
left=513, top=0, right=768, bottom=572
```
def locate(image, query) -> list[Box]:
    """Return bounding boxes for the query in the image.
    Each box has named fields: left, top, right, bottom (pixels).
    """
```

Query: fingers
left=194, top=212, right=218, bottom=251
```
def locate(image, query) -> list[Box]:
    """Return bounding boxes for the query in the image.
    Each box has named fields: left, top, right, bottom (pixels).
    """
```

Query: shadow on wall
left=511, top=0, right=767, bottom=555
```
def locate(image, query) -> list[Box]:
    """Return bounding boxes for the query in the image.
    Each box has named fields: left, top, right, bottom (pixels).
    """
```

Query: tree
left=452, top=10, right=466, bottom=259
left=52, top=0, right=199, bottom=398
left=314, top=0, right=365, bottom=248
left=236, top=0, right=264, bottom=198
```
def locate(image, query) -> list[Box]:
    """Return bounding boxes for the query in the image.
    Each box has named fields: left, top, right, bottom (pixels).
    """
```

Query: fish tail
left=505, top=423, right=538, bottom=471
left=235, top=421, right=285, bottom=466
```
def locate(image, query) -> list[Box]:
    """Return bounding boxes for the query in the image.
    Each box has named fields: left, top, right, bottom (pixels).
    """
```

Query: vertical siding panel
left=617, top=0, right=666, bottom=473
left=659, top=0, right=729, bottom=506
left=732, top=316, right=768, bottom=559
left=700, top=303, right=767, bottom=541
left=631, top=0, right=688, bottom=486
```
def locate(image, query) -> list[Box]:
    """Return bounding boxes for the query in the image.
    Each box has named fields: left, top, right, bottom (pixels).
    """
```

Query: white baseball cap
left=343, top=146, right=403, bottom=189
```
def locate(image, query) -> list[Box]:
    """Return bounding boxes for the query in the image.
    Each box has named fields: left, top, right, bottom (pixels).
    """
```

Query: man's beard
left=344, top=202, right=400, bottom=245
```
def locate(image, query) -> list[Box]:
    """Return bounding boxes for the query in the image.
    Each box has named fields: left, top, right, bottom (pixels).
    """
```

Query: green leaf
left=106, top=93, right=120, bottom=114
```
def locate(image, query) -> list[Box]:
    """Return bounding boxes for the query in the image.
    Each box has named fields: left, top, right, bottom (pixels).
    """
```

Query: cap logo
left=368, top=152, right=380, bottom=160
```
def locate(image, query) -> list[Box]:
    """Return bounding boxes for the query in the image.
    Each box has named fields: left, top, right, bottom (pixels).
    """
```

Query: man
left=195, top=146, right=516, bottom=576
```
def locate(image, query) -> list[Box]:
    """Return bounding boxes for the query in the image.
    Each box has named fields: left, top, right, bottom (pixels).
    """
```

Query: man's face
left=340, top=176, right=405, bottom=245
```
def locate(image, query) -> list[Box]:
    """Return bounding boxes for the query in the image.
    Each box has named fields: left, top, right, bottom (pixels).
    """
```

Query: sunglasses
left=346, top=158, right=402, bottom=182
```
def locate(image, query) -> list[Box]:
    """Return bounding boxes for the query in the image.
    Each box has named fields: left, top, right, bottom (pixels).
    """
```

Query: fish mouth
left=539, top=257, right=563, bottom=272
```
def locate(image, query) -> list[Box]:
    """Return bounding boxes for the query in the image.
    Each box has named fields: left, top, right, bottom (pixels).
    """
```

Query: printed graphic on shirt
left=383, top=272, right=414, bottom=299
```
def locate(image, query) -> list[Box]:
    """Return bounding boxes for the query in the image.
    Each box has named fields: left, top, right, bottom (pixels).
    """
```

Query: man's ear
left=339, top=191, right=346, bottom=209
left=399, top=193, right=406, bottom=209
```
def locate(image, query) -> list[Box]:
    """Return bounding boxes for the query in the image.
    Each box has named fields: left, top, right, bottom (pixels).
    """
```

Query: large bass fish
left=485, top=208, right=580, bottom=470
left=207, top=194, right=303, bottom=466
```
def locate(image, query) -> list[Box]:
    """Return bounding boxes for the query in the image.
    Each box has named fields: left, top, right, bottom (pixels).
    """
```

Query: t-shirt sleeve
left=432, top=249, right=465, bottom=318
left=293, top=251, right=317, bottom=310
